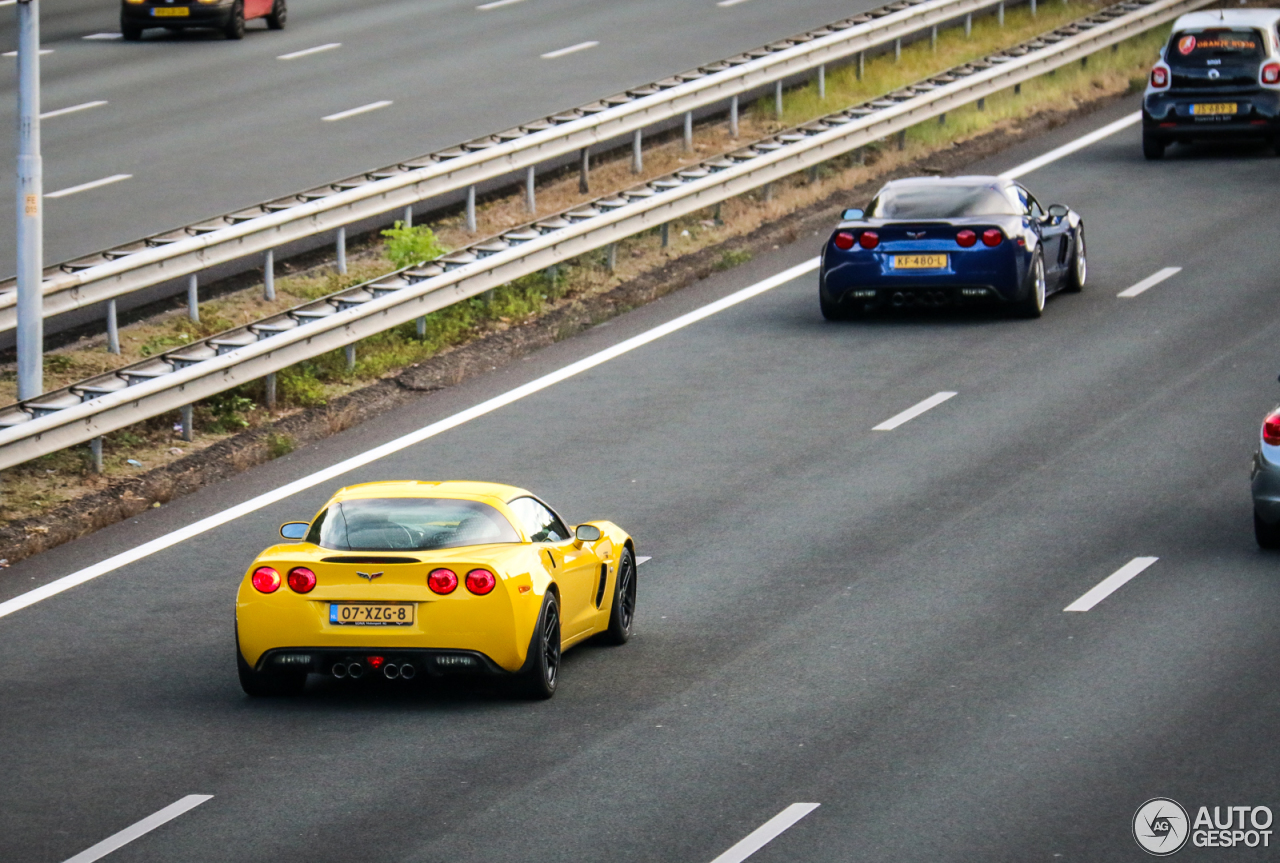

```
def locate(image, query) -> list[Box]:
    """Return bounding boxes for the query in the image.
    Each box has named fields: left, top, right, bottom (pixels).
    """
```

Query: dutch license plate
left=894, top=254, right=948, bottom=269
left=1191, top=103, right=1236, bottom=116
left=329, top=603, right=415, bottom=626
left=151, top=6, right=190, bottom=16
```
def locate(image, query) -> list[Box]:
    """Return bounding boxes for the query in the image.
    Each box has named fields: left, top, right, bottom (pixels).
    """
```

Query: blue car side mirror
left=841, top=208, right=864, bottom=221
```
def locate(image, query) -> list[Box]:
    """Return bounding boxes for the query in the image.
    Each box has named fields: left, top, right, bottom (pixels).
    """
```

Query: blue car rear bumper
left=820, top=241, right=1027, bottom=312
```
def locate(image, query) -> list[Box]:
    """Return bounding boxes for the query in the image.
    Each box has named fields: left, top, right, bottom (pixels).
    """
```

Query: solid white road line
left=1117, top=266, right=1180, bottom=298
left=322, top=100, right=392, bottom=122
left=541, top=41, right=598, bottom=59
left=873, top=391, right=957, bottom=431
left=83, top=33, right=122, bottom=40
left=1064, top=557, right=1158, bottom=612
left=61, top=795, right=213, bottom=863
left=0, top=1, right=18, bottom=7
left=3, top=48, right=53, bottom=56
left=45, top=174, right=131, bottom=199
left=709, top=803, right=820, bottom=863
left=40, top=100, right=108, bottom=120
left=0, top=257, right=820, bottom=621
left=278, top=42, right=340, bottom=60
left=1000, top=111, right=1141, bottom=179
left=477, top=0, right=526, bottom=8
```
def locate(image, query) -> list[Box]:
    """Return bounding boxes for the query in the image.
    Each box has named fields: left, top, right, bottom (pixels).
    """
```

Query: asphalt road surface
left=0, top=0, right=871, bottom=277
left=3, top=95, right=1280, bottom=862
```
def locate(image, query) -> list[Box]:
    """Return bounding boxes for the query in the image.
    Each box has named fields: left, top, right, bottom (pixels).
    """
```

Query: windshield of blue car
left=1166, top=28, right=1265, bottom=66
left=867, top=185, right=1019, bottom=219
left=306, top=498, right=521, bottom=551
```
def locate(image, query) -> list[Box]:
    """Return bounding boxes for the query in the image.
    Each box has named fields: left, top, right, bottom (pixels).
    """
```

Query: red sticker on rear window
left=1178, top=34, right=1196, bottom=54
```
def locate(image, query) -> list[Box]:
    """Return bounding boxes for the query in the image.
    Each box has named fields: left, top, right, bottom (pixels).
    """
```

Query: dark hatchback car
left=121, top=0, right=285, bottom=40
left=1143, top=9, right=1280, bottom=158
left=818, top=176, right=1085, bottom=320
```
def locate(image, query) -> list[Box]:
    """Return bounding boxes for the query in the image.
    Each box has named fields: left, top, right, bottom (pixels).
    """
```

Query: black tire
left=514, top=593, right=561, bottom=699
left=1014, top=251, right=1046, bottom=319
left=121, top=20, right=143, bottom=41
left=601, top=547, right=637, bottom=645
left=224, top=1, right=245, bottom=39
left=1255, top=509, right=1280, bottom=549
left=236, top=644, right=306, bottom=696
left=820, top=292, right=859, bottom=321
left=1063, top=225, right=1086, bottom=293
left=266, top=0, right=286, bottom=30
left=1142, top=128, right=1165, bottom=161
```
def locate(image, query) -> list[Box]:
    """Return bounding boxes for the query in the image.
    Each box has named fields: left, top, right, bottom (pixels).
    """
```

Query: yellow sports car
left=235, top=480, right=636, bottom=699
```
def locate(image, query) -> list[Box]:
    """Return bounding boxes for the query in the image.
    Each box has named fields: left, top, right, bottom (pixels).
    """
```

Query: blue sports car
left=819, top=175, right=1086, bottom=320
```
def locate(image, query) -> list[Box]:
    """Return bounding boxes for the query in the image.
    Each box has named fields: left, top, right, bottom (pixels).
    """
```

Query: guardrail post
left=336, top=226, right=347, bottom=275
left=977, top=96, right=986, bottom=110
left=894, top=37, right=901, bottom=61
left=106, top=299, right=120, bottom=354
left=714, top=202, right=723, bottom=225
left=1014, top=82, right=1021, bottom=95
left=1030, top=0, right=1036, bottom=16
left=939, top=112, right=947, bottom=125
left=578, top=148, right=589, bottom=194
left=661, top=223, right=669, bottom=248
left=965, top=12, right=972, bottom=36
left=179, top=404, right=193, bottom=442
left=729, top=95, right=739, bottom=138
left=818, top=64, right=825, bottom=99
left=808, top=165, right=818, bottom=183
left=263, top=249, right=275, bottom=301
left=897, top=129, right=906, bottom=150
left=525, top=166, right=536, bottom=213
left=345, top=344, right=356, bottom=370
left=466, top=186, right=477, bottom=232
left=857, top=51, right=864, bottom=80
left=186, top=274, right=199, bottom=323
left=403, top=205, right=413, bottom=228
left=931, top=25, right=937, bottom=51
left=632, top=129, right=643, bottom=173
left=416, top=315, right=427, bottom=339
left=1080, top=55, right=1088, bottom=68
left=683, top=112, right=693, bottom=150
left=265, top=372, right=277, bottom=409
left=998, top=1, right=1005, bottom=26
left=606, top=243, right=617, bottom=273
left=774, top=81, right=783, bottom=117
left=90, top=436, right=103, bottom=473
left=763, top=182, right=773, bottom=202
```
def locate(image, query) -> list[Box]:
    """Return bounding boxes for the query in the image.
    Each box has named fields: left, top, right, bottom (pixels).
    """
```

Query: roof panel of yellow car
left=327, top=480, right=530, bottom=505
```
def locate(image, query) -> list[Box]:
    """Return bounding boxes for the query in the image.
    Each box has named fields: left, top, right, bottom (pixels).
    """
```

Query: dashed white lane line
left=717, top=0, right=754, bottom=6
left=40, top=100, right=107, bottom=120
left=636, top=556, right=652, bottom=565
left=1001, top=111, right=1141, bottom=178
left=0, top=1, right=17, bottom=7
left=278, top=42, right=340, bottom=60
left=83, top=32, right=122, bottom=40
left=1064, top=557, right=1158, bottom=612
left=46, top=173, right=131, bottom=199
left=873, top=391, right=957, bottom=431
left=0, top=257, right=819, bottom=621
left=61, top=795, right=213, bottom=863
left=709, top=803, right=820, bottom=863
left=477, top=0, right=526, bottom=8
left=1117, top=266, right=1180, bottom=299
left=541, top=40, right=598, bottom=59
left=3, top=48, right=53, bottom=56
left=321, top=100, right=392, bottom=122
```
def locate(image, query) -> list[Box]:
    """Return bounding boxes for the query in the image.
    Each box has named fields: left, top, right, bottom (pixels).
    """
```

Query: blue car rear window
left=868, top=185, right=1018, bottom=218
left=306, top=498, right=521, bottom=551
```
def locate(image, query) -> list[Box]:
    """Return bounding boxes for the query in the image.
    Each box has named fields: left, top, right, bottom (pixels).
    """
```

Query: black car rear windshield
left=867, top=185, right=1018, bottom=219
left=306, top=498, right=521, bottom=551
left=1167, top=28, right=1265, bottom=65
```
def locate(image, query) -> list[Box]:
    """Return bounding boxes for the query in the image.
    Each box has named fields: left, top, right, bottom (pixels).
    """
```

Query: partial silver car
left=1250, top=389, right=1280, bottom=547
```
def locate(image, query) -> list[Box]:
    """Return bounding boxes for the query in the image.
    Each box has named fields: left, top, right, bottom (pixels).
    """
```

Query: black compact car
left=1142, top=9, right=1280, bottom=159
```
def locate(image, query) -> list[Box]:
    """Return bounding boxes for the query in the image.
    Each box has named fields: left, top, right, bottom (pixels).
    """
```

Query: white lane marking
left=61, top=795, right=213, bottom=863
left=0, top=1, right=17, bottom=6
left=321, top=100, right=392, bottom=122
left=45, top=174, right=131, bottom=199
left=872, top=391, right=957, bottom=431
left=541, top=41, right=598, bottom=59
left=636, top=556, right=652, bottom=565
left=477, top=0, right=525, bottom=8
left=1001, top=111, right=1141, bottom=179
left=1117, top=266, right=1180, bottom=299
left=709, top=803, right=820, bottom=863
left=0, top=258, right=819, bottom=621
left=1064, top=557, right=1158, bottom=612
left=717, top=0, right=754, bottom=6
left=83, top=33, right=123, bottom=40
left=278, top=42, right=340, bottom=60
left=40, top=100, right=107, bottom=120
left=3, top=48, right=53, bottom=56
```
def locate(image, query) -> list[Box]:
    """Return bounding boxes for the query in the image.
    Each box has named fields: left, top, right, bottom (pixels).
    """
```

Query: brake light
left=956, top=230, right=977, bottom=248
left=1150, top=65, right=1169, bottom=88
left=465, top=568, right=497, bottom=595
left=251, top=566, right=281, bottom=594
left=1263, top=62, right=1280, bottom=85
left=1264, top=412, right=1280, bottom=445
left=367, top=656, right=385, bottom=670
left=428, top=568, right=458, bottom=594
left=287, top=567, right=317, bottom=593
left=833, top=231, right=855, bottom=250
left=858, top=231, right=879, bottom=250
left=982, top=228, right=1004, bottom=247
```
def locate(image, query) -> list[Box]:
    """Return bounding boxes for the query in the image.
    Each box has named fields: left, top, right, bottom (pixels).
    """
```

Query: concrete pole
left=263, top=249, right=275, bottom=300
left=632, top=128, right=643, bottom=173
left=345, top=344, right=356, bottom=370
left=606, top=243, right=617, bottom=273
left=525, top=165, right=536, bottom=213
left=187, top=274, right=199, bottom=323
left=15, top=0, right=43, bottom=400
left=466, top=185, right=477, bottom=232
left=729, top=95, right=739, bottom=138
left=179, top=404, right=193, bottom=442
left=106, top=299, right=119, bottom=354
left=578, top=148, right=589, bottom=194
left=403, top=205, right=413, bottom=227
left=683, top=111, right=693, bottom=150
left=336, top=226, right=347, bottom=274
left=265, top=372, right=276, bottom=409
left=774, top=80, right=783, bottom=117
left=90, top=436, right=103, bottom=473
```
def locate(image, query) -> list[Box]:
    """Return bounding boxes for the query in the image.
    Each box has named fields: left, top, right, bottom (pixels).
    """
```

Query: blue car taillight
left=982, top=228, right=1004, bottom=247
left=833, top=231, right=855, bottom=250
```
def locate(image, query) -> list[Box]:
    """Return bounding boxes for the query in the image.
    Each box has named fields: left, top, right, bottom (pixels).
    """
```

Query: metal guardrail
left=0, top=0, right=1206, bottom=470
left=0, top=0, right=1005, bottom=334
